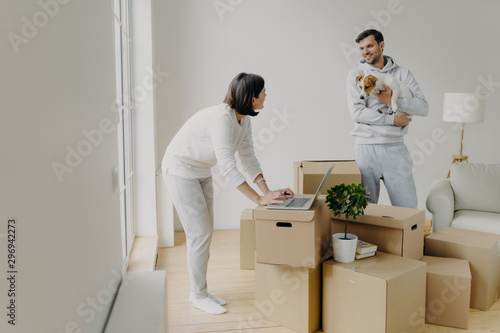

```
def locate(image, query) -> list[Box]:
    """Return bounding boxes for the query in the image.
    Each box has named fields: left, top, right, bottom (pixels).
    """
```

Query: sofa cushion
left=450, top=163, right=500, bottom=214
left=451, top=210, right=500, bottom=235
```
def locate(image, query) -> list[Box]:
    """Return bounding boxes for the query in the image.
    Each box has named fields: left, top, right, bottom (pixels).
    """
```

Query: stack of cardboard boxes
left=254, top=199, right=329, bottom=333
left=425, top=227, right=500, bottom=312
left=240, top=160, right=500, bottom=332
left=251, top=161, right=360, bottom=332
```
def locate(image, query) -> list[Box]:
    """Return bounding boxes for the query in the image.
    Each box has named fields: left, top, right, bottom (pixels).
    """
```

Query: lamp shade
left=443, top=93, right=486, bottom=123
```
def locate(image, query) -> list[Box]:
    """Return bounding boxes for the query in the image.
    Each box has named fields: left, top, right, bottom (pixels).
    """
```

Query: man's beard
left=366, top=53, right=380, bottom=64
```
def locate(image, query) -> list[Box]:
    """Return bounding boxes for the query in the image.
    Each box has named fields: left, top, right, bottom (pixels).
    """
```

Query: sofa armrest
left=425, top=178, right=455, bottom=232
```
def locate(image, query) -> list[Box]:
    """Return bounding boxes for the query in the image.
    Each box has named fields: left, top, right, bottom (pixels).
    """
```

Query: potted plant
left=325, top=183, right=368, bottom=263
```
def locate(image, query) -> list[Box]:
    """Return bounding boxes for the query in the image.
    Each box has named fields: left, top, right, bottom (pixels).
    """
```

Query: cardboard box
left=255, top=262, right=321, bottom=333
left=323, top=252, right=426, bottom=333
left=331, top=203, right=425, bottom=260
left=240, top=209, right=256, bottom=270
left=294, top=160, right=361, bottom=195
left=424, top=227, right=500, bottom=311
left=254, top=198, right=330, bottom=269
left=421, top=256, right=471, bottom=329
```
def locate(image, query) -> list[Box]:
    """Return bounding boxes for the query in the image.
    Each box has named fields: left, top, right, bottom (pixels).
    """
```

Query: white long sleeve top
left=161, top=104, right=262, bottom=187
left=346, top=56, right=429, bottom=144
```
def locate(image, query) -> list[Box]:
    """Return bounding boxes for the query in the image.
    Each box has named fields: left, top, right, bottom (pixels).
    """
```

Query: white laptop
left=266, top=163, right=334, bottom=210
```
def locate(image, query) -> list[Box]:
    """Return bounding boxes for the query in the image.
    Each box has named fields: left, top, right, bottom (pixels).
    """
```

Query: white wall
left=154, top=0, right=500, bottom=230
left=1, top=1, right=123, bottom=332
left=131, top=0, right=159, bottom=237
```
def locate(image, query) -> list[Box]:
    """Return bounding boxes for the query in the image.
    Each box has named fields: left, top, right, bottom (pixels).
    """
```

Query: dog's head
left=356, top=75, right=378, bottom=100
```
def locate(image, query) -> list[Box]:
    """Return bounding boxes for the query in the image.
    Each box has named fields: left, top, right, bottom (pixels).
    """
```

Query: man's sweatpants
left=354, top=142, right=418, bottom=208
left=164, top=173, right=214, bottom=300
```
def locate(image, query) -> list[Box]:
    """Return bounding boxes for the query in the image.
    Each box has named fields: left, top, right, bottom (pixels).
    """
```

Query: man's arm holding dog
left=374, top=85, right=412, bottom=127
left=390, top=69, right=428, bottom=117
left=346, top=70, right=396, bottom=126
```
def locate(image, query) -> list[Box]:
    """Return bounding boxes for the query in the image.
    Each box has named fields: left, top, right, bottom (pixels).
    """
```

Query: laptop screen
left=311, top=163, right=335, bottom=203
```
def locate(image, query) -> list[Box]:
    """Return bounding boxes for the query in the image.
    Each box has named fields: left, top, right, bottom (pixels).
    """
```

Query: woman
left=162, top=72, right=294, bottom=315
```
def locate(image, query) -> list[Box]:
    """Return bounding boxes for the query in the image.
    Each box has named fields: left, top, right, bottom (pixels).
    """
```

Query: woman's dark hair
left=224, top=73, right=265, bottom=117
left=355, top=29, right=384, bottom=44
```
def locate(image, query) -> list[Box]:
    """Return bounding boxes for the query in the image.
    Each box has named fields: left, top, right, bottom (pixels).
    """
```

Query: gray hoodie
left=346, top=56, right=429, bottom=144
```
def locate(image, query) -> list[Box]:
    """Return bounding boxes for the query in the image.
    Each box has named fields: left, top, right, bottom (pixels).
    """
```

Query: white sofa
left=426, top=162, right=500, bottom=234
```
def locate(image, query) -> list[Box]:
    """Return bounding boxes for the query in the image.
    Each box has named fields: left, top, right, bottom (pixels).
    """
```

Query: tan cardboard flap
left=300, top=160, right=338, bottom=173
left=440, top=227, right=500, bottom=243
left=253, top=196, right=318, bottom=222
left=333, top=203, right=425, bottom=229
left=241, top=208, right=254, bottom=220
left=421, top=256, right=471, bottom=279
left=336, top=251, right=426, bottom=280
left=299, top=160, right=358, bottom=173
left=427, top=230, right=499, bottom=250
left=295, top=160, right=361, bottom=195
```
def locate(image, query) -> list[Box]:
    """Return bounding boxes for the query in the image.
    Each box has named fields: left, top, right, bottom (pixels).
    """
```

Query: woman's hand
left=257, top=188, right=295, bottom=206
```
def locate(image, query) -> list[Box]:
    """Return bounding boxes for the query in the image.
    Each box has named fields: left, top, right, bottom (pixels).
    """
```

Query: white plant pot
left=332, top=233, right=358, bottom=263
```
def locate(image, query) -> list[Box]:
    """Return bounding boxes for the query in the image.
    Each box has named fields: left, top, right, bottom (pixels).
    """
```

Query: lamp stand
left=446, top=124, right=468, bottom=178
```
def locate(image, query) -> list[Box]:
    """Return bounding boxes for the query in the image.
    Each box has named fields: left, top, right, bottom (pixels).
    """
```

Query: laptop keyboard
left=286, top=197, right=311, bottom=207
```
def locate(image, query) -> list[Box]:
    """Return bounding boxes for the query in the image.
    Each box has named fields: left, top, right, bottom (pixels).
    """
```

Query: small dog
left=355, top=73, right=412, bottom=114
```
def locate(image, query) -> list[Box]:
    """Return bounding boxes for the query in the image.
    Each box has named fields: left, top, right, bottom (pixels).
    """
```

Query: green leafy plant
left=325, top=183, right=368, bottom=239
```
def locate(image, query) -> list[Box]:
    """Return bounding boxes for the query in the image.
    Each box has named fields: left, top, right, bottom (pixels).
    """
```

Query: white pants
left=354, top=143, right=418, bottom=208
left=164, top=173, right=214, bottom=300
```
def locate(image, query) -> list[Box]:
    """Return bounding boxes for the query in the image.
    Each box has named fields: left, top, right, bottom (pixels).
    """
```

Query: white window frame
left=114, top=0, right=135, bottom=264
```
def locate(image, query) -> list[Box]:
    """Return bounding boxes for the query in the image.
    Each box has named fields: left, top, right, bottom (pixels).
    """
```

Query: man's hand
left=394, top=112, right=412, bottom=127
left=374, top=84, right=392, bottom=105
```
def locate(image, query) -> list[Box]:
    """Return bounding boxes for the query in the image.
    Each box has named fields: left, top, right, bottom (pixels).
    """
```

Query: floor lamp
left=443, top=93, right=486, bottom=178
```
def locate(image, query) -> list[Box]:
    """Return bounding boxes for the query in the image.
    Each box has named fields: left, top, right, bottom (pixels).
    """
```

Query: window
left=113, top=0, right=135, bottom=263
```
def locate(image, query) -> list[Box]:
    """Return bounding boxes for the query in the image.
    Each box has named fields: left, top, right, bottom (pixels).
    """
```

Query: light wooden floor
left=157, top=230, right=500, bottom=333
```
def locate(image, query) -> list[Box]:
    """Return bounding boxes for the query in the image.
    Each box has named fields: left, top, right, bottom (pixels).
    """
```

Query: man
left=346, top=29, right=428, bottom=208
